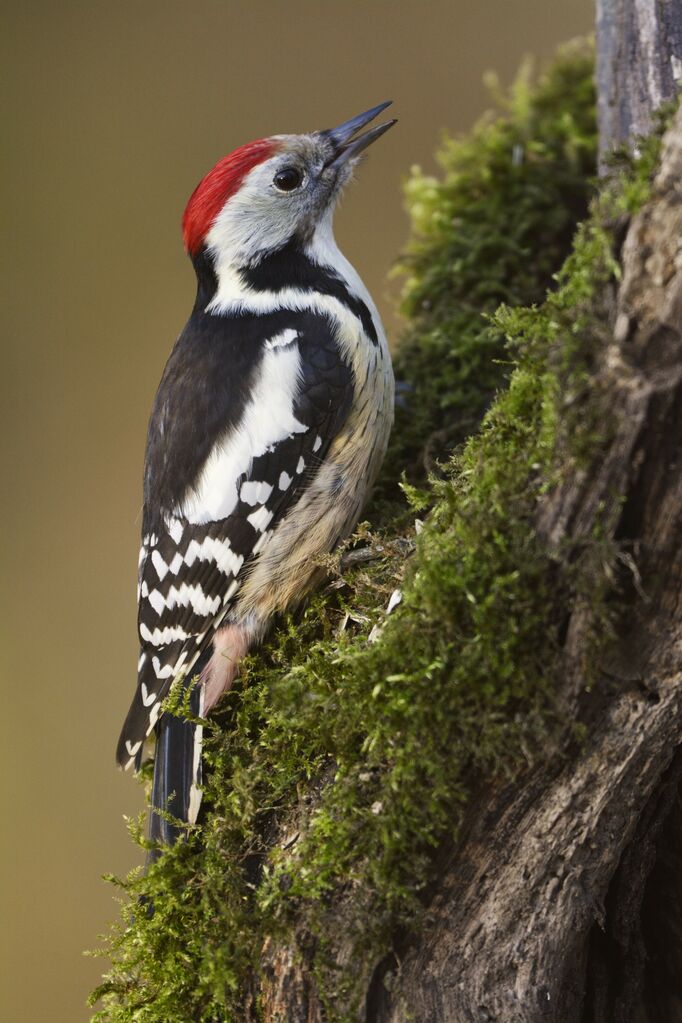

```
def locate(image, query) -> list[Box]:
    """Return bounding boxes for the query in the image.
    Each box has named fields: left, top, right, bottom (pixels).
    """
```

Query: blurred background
left=2, top=1, right=593, bottom=1019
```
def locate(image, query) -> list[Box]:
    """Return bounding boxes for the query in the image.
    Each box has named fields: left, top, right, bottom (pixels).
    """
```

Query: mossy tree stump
left=366, top=112, right=682, bottom=1022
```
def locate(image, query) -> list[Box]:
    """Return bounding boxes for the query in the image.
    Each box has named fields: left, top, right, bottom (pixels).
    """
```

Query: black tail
left=148, top=680, right=203, bottom=860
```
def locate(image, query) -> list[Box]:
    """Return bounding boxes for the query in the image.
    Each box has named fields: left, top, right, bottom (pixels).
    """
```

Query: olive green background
left=2, top=2, right=592, bottom=1019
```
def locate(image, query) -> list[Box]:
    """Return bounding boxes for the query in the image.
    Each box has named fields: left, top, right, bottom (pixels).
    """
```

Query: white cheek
left=207, top=171, right=299, bottom=269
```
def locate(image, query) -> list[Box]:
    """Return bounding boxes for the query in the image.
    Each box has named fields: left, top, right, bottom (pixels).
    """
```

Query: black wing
left=116, top=308, right=353, bottom=767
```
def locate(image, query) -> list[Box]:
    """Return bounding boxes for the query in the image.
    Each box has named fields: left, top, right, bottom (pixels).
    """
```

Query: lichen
left=90, top=44, right=665, bottom=1023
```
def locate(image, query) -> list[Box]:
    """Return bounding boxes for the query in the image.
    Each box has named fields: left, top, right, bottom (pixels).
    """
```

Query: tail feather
left=148, top=680, right=204, bottom=857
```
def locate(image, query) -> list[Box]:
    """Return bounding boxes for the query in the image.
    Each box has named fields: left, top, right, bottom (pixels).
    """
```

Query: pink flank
left=182, top=138, right=277, bottom=255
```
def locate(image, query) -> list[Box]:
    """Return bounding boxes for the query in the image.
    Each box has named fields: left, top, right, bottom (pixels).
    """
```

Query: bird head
left=182, top=101, right=396, bottom=272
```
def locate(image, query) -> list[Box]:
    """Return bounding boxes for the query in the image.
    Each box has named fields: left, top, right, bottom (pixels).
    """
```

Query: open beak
left=321, top=100, right=397, bottom=168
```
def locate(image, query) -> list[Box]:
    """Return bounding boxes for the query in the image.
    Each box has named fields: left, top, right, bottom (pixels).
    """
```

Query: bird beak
left=321, top=101, right=397, bottom=168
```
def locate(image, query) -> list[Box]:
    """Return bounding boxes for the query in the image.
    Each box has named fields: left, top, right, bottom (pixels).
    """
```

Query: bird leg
left=200, top=623, right=254, bottom=712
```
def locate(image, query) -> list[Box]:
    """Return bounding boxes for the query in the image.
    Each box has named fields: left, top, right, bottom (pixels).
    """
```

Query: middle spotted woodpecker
left=117, top=102, right=396, bottom=850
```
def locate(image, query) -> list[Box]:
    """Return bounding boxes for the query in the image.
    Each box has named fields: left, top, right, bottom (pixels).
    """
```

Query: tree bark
left=255, top=18, right=682, bottom=1023
left=596, top=0, right=682, bottom=169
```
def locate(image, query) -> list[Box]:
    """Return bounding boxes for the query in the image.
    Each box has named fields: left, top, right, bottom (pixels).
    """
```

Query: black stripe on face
left=242, top=240, right=379, bottom=347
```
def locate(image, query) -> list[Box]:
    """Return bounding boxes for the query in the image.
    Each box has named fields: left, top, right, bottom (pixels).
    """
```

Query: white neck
left=305, top=211, right=378, bottom=316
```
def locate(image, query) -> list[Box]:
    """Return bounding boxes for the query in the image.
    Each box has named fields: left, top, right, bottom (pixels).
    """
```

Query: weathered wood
left=596, top=0, right=682, bottom=168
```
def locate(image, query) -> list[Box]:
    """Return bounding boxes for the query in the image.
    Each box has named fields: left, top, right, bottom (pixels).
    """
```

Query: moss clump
left=90, top=46, right=666, bottom=1023
left=380, top=40, right=596, bottom=498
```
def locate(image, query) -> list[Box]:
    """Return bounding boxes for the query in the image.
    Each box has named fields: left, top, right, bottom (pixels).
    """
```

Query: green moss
left=90, top=47, right=665, bottom=1023
left=378, top=39, right=596, bottom=500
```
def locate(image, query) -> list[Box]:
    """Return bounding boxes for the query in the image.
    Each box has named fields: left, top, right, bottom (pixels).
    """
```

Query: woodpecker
left=117, top=102, right=396, bottom=849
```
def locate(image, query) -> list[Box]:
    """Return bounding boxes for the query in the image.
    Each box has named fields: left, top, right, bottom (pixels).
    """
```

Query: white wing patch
left=221, top=579, right=240, bottom=605
left=252, top=532, right=269, bottom=555
left=139, top=621, right=191, bottom=646
left=247, top=505, right=274, bottom=532
left=182, top=535, right=244, bottom=577
left=265, top=327, right=299, bottom=350
left=166, top=517, right=184, bottom=544
left=240, top=480, right=274, bottom=506
left=150, top=646, right=189, bottom=683
left=152, top=657, right=175, bottom=681
left=180, top=344, right=308, bottom=524
left=167, top=583, right=221, bottom=616
left=140, top=681, right=157, bottom=707
left=151, top=549, right=170, bottom=581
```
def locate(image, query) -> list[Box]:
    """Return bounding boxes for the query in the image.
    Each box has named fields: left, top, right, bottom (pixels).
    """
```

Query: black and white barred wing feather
left=116, top=315, right=353, bottom=770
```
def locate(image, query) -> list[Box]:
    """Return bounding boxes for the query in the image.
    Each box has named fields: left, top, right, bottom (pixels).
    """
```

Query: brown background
left=2, top=2, right=592, bottom=1019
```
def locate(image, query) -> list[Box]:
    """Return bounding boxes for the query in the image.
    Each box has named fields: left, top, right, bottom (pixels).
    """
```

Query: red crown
left=182, top=138, right=277, bottom=255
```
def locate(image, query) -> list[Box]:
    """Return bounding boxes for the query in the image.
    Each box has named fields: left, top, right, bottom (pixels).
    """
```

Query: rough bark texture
left=596, top=0, right=682, bottom=168
left=257, top=107, right=682, bottom=1023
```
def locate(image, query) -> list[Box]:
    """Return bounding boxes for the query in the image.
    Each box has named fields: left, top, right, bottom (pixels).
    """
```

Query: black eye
left=273, top=166, right=303, bottom=192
